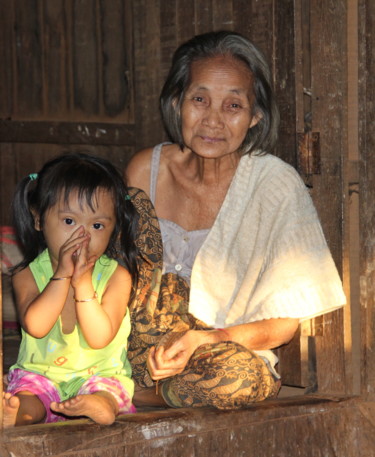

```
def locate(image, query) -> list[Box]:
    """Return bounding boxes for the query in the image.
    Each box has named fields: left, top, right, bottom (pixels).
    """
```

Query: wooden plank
left=247, top=0, right=274, bottom=62
left=309, top=0, right=348, bottom=394
left=276, top=328, right=303, bottom=388
left=72, top=0, right=99, bottom=115
left=123, top=0, right=135, bottom=122
left=232, top=0, right=252, bottom=37
left=212, top=0, right=234, bottom=31
left=1, top=397, right=374, bottom=457
left=43, top=0, right=68, bottom=116
left=160, top=0, right=177, bottom=83
left=0, top=120, right=135, bottom=146
left=0, top=144, right=17, bottom=225
left=0, top=1, right=15, bottom=118
left=13, top=0, right=43, bottom=118
left=194, top=0, right=213, bottom=34
left=358, top=0, right=375, bottom=398
left=176, top=0, right=194, bottom=45
left=132, top=0, right=163, bottom=150
left=99, top=0, right=129, bottom=118
left=273, top=0, right=297, bottom=165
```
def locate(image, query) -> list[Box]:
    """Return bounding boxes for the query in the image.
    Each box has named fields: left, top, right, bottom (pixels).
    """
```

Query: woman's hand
left=147, top=329, right=219, bottom=380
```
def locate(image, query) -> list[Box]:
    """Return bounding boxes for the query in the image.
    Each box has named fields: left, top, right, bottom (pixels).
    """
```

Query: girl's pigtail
left=11, top=174, right=44, bottom=271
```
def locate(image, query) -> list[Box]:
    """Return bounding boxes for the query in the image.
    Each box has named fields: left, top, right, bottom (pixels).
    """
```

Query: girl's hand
left=71, top=231, right=97, bottom=287
left=54, top=226, right=88, bottom=278
left=147, top=330, right=216, bottom=380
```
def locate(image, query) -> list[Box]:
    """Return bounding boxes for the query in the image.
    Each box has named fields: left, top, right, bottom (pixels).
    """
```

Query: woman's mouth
left=200, top=135, right=224, bottom=143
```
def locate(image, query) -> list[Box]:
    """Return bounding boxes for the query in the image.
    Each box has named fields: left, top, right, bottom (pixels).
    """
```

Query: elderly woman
left=125, top=31, right=346, bottom=409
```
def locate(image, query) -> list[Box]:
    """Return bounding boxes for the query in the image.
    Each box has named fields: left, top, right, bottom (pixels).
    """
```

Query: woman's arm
left=148, top=317, right=299, bottom=380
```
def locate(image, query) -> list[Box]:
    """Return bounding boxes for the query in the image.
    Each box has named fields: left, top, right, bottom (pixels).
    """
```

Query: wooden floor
left=2, top=330, right=374, bottom=457
left=2, top=395, right=375, bottom=457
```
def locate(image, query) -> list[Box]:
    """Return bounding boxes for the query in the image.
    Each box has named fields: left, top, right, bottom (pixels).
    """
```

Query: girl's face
left=36, top=188, right=116, bottom=268
left=180, top=55, right=259, bottom=160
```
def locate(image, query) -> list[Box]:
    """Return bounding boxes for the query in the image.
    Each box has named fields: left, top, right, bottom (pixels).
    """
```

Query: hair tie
left=125, top=195, right=131, bottom=201
left=29, top=173, right=38, bottom=181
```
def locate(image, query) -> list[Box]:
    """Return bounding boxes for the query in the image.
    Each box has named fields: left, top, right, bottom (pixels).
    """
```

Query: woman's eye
left=227, top=102, right=242, bottom=110
left=93, top=223, right=104, bottom=230
left=193, top=96, right=203, bottom=102
left=64, top=218, right=74, bottom=226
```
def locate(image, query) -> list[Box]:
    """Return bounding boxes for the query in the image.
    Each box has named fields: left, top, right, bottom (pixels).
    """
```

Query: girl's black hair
left=12, top=152, right=140, bottom=292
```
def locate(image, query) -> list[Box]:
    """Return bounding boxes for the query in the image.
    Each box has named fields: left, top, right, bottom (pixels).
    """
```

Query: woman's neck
left=181, top=147, right=241, bottom=186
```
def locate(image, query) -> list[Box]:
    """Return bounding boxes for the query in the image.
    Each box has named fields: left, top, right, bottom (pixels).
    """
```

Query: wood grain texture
left=308, top=0, right=347, bottom=394
left=2, top=397, right=375, bottom=457
left=358, top=0, right=375, bottom=399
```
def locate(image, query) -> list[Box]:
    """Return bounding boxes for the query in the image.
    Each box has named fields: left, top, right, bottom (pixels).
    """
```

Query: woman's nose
left=203, top=105, right=224, bottom=128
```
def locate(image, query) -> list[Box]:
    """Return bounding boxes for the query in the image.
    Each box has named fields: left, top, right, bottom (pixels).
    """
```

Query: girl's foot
left=50, top=393, right=117, bottom=425
left=3, top=392, right=20, bottom=428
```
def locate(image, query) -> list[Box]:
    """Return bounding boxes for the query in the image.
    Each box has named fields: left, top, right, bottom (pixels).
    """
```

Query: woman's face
left=180, top=55, right=259, bottom=160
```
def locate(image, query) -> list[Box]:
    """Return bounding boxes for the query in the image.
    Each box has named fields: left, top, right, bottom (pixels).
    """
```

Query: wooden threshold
left=1, top=395, right=374, bottom=457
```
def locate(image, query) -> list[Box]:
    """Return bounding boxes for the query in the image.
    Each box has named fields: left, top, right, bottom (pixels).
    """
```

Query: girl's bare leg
left=50, top=391, right=118, bottom=425
left=3, top=391, right=46, bottom=427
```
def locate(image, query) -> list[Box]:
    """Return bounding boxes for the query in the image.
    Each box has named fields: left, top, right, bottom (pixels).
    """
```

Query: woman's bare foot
left=133, top=385, right=167, bottom=407
left=50, top=393, right=117, bottom=425
left=3, top=392, right=20, bottom=428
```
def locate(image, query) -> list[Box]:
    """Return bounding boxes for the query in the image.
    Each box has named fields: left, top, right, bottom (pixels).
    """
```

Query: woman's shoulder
left=125, top=143, right=178, bottom=190
left=249, top=153, right=304, bottom=186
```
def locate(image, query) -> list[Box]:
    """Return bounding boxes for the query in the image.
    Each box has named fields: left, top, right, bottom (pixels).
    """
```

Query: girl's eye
left=93, top=223, right=104, bottom=230
left=64, top=218, right=75, bottom=226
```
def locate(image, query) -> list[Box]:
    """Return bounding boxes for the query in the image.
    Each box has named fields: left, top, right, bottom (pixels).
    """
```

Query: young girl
left=3, top=152, right=139, bottom=427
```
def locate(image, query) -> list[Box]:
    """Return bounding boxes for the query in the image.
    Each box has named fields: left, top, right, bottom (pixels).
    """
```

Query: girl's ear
left=31, top=209, right=41, bottom=231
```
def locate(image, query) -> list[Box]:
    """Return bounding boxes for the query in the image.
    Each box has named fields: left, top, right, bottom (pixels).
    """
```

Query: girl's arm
left=13, top=267, right=70, bottom=337
left=148, top=318, right=299, bottom=380
left=14, top=226, right=91, bottom=338
left=74, top=264, right=132, bottom=349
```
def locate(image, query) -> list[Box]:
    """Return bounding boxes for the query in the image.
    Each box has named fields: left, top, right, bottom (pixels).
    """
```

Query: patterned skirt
left=127, top=188, right=280, bottom=409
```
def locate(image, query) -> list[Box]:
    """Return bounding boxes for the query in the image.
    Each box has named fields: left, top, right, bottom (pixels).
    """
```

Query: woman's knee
left=160, top=342, right=280, bottom=409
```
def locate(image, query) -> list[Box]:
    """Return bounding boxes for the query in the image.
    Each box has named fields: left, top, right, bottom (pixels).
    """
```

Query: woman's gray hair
left=160, top=30, right=280, bottom=154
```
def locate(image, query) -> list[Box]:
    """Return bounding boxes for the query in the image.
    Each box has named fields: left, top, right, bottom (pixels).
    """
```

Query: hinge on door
left=297, top=131, right=321, bottom=177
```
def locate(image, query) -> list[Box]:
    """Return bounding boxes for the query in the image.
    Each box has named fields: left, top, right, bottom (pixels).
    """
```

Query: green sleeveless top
left=11, top=249, right=133, bottom=400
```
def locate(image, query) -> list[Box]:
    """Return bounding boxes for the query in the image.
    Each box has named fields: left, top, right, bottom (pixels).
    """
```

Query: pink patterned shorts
left=7, top=368, right=136, bottom=423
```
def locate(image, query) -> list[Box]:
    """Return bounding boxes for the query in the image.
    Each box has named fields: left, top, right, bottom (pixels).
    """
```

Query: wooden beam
left=0, top=120, right=135, bottom=146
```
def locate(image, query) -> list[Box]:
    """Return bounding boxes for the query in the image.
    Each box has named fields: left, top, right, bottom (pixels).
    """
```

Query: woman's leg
left=3, top=391, right=46, bottom=427
left=160, top=342, right=280, bottom=409
left=133, top=384, right=167, bottom=407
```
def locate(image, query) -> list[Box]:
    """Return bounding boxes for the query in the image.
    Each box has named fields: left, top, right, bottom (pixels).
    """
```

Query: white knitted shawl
left=189, top=153, right=346, bottom=329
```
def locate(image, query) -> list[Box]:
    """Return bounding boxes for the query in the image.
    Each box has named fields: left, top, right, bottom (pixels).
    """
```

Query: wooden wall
left=358, top=0, right=375, bottom=398
left=0, top=0, right=297, bottom=224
